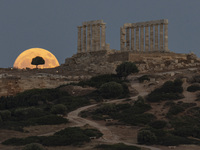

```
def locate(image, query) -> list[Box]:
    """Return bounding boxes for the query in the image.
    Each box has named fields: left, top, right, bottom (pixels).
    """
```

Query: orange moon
left=13, top=48, right=60, bottom=69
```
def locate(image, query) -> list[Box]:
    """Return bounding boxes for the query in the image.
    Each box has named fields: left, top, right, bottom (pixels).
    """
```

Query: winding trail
left=67, top=95, right=160, bottom=150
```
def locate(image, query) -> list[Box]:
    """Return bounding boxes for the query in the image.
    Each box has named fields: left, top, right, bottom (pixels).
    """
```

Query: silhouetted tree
left=31, top=56, right=45, bottom=68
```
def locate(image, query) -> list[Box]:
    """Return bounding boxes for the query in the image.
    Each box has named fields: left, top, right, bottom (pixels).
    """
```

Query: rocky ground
left=1, top=67, right=200, bottom=150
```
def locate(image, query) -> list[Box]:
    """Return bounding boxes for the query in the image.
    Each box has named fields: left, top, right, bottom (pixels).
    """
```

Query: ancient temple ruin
left=64, top=19, right=199, bottom=76
left=77, top=20, right=109, bottom=53
left=120, top=19, right=169, bottom=52
left=77, top=19, right=169, bottom=53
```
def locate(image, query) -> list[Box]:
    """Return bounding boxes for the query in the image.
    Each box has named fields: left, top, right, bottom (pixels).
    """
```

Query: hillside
left=1, top=66, right=200, bottom=150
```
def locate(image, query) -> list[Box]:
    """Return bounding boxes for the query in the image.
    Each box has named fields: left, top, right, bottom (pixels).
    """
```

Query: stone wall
left=63, top=50, right=200, bottom=75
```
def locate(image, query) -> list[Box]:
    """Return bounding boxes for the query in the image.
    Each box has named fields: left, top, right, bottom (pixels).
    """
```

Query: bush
left=146, top=79, right=183, bottom=102
left=13, top=107, right=44, bottom=120
left=137, top=130, right=157, bottom=145
left=149, top=120, right=167, bottom=129
left=187, top=84, right=200, bottom=92
left=116, top=62, right=139, bottom=78
left=99, top=82, right=123, bottom=99
left=121, top=113, right=156, bottom=126
left=0, top=110, right=11, bottom=121
left=22, top=143, right=46, bottom=150
left=158, top=134, right=193, bottom=146
left=167, top=105, right=185, bottom=117
left=51, top=104, right=67, bottom=115
left=28, top=115, right=68, bottom=125
left=95, top=143, right=141, bottom=150
left=3, top=127, right=102, bottom=146
left=0, top=115, right=2, bottom=123
left=138, top=75, right=150, bottom=83
left=78, top=74, right=122, bottom=88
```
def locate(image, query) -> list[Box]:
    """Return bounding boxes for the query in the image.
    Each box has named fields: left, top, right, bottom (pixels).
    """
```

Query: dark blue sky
left=0, top=0, right=200, bottom=68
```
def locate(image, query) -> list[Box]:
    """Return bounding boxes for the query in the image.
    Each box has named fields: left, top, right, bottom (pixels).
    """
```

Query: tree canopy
left=116, top=62, right=139, bottom=78
left=31, top=56, right=45, bottom=68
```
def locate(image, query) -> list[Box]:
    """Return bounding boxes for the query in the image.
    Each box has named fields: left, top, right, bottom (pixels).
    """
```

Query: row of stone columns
left=77, top=20, right=106, bottom=53
left=120, top=19, right=169, bottom=52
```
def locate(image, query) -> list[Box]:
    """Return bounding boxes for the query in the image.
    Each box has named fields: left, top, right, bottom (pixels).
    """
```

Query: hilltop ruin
left=63, top=19, right=200, bottom=74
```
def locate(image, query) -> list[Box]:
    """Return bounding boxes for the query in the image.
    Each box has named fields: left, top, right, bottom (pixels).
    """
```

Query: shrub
left=187, top=84, right=200, bottom=92
left=138, top=75, right=150, bottom=83
left=99, top=82, right=123, bottom=99
left=28, top=115, right=68, bottom=125
left=13, top=107, right=43, bottom=120
left=0, top=115, right=2, bottom=123
left=95, top=143, right=141, bottom=150
left=167, top=105, right=185, bottom=117
left=22, top=143, right=45, bottom=150
left=78, top=74, right=122, bottom=88
left=0, top=110, right=11, bottom=121
left=3, top=127, right=102, bottom=146
left=116, top=62, right=139, bottom=78
left=149, top=120, right=167, bottom=129
left=158, top=134, right=193, bottom=146
left=137, top=130, right=157, bottom=145
left=121, top=113, right=156, bottom=125
left=51, top=104, right=67, bottom=115
left=146, top=79, right=183, bottom=102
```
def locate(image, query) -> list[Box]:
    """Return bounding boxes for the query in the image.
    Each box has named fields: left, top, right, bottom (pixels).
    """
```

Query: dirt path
left=67, top=96, right=160, bottom=150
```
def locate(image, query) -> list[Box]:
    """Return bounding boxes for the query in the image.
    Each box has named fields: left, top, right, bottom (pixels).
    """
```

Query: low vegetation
left=3, top=127, right=102, bottom=146
left=146, top=79, right=184, bottom=102
left=83, top=96, right=155, bottom=126
left=116, top=61, right=139, bottom=78
left=0, top=88, right=91, bottom=131
left=95, top=143, right=141, bottom=150
left=187, top=84, right=200, bottom=92
left=78, top=74, right=130, bottom=98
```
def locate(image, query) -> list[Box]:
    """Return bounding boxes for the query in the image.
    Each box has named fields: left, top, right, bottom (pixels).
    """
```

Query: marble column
left=155, top=24, right=158, bottom=51
left=120, top=27, right=126, bottom=51
left=131, top=26, right=135, bottom=51
left=82, top=25, right=86, bottom=52
left=136, top=26, right=139, bottom=51
left=87, top=25, right=91, bottom=52
left=150, top=24, right=154, bottom=51
left=91, top=24, right=95, bottom=51
left=77, top=26, right=82, bottom=53
left=101, top=23, right=106, bottom=49
left=160, top=23, right=164, bottom=51
left=140, top=25, right=144, bottom=52
left=164, top=23, right=168, bottom=51
left=96, top=24, right=100, bottom=51
left=126, top=27, right=130, bottom=50
left=145, top=24, right=149, bottom=52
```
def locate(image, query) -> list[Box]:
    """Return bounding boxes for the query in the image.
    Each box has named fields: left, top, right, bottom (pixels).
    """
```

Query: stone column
left=87, top=25, right=91, bottom=52
left=150, top=24, right=154, bottom=51
left=136, top=26, right=139, bottom=51
left=120, top=27, right=126, bottom=51
left=101, top=23, right=106, bottom=50
left=96, top=24, right=100, bottom=51
left=91, top=24, right=95, bottom=51
left=145, top=24, right=149, bottom=52
left=160, top=23, right=164, bottom=51
left=131, top=26, right=135, bottom=51
left=82, top=25, right=86, bottom=52
left=126, top=27, right=130, bottom=50
left=77, top=26, right=82, bottom=53
left=140, top=25, right=144, bottom=52
left=164, top=23, right=168, bottom=51
left=155, top=24, right=158, bottom=51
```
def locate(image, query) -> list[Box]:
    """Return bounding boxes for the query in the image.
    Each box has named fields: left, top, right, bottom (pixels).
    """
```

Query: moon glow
left=13, top=48, right=60, bottom=69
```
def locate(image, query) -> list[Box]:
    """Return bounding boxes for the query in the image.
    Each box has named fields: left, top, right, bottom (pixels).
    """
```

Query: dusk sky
left=0, top=0, right=200, bottom=68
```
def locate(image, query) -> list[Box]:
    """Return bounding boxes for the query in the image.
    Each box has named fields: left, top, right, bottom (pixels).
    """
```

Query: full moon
left=13, top=48, right=60, bottom=69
